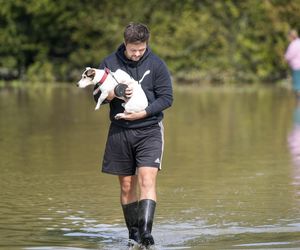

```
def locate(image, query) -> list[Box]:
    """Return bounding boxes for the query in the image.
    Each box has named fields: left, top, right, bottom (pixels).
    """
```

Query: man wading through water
left=94, top=23, right=173, bottom=247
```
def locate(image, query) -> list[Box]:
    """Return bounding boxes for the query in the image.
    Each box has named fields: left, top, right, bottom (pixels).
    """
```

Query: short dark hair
left=124, top=23, right=150, bottom=44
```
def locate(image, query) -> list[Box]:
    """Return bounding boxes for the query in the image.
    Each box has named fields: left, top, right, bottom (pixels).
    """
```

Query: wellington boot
left=138, top=199, right=156, bottom=247
left=122, top=201, right=140, bottom=245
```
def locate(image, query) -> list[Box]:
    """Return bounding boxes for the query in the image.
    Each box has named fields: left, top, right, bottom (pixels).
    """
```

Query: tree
left=0, top=0, right=298, bottom=84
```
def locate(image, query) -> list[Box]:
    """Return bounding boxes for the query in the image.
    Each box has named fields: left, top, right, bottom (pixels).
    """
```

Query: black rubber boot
left=138, top=199, right=156, bottom=248
left=122, top=201, right=140, bottom=245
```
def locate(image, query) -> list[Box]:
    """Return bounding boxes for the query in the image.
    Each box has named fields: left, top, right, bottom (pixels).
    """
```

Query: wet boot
left=122, top=201, right=140, bottom=245
left=138, top=199, right=156, bottom=248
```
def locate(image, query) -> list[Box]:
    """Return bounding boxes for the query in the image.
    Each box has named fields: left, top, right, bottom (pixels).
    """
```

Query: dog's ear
left=86, top=69, right=95, bottom=78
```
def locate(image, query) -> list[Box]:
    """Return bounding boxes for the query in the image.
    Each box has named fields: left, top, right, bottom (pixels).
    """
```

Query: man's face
left=124, top=42, right=147, bottom=61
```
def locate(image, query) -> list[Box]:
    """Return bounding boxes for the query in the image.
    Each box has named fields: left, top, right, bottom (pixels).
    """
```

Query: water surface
left=0, top=85, right=300, bottom=249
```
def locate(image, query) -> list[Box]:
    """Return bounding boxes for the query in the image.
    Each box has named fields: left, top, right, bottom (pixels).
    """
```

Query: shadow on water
left=1, top=86, right=300, bottom=249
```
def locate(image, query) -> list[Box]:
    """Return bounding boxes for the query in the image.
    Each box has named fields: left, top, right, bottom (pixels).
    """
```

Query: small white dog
left=77, top=67, right=149, bottom=119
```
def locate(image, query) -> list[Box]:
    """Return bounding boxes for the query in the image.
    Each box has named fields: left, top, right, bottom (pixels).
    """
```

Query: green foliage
left=27, top=61, right=55, bottom=83
left=0, top=0, right=298, bottom=84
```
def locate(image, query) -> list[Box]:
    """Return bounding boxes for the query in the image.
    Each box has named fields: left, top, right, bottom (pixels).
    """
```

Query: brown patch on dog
left=86, top=69, right=95, bottom=78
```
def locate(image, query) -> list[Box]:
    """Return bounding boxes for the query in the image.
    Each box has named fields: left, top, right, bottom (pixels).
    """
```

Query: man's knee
left=120, top=176, right=137, bottom=196
left=139, top=177, right=155, bottom=190
left=138, top=167, right=157, bottom=189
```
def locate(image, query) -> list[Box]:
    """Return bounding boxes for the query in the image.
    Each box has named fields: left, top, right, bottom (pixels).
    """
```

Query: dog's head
left=77, top=67, right=96, bottom=88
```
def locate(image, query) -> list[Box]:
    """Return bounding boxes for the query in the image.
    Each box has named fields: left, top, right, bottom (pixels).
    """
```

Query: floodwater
left=0, top=85, right=300, bottom=250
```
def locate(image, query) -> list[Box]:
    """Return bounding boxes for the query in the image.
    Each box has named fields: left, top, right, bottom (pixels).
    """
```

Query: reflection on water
left=1, top=86, right=300, bottom=249
left=288, top=98, right=300, bottom=197
left=288, top=99, right=300, bottom=167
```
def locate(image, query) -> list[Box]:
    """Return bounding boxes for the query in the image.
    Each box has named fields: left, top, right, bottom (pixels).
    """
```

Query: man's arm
left=145, top=60, right=173, bottom=116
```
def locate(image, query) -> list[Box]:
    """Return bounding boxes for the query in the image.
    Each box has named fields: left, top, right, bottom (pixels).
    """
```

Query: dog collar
left=98, top=67, right=110, bottom=85
left=93, top=67, right=110, bottom=96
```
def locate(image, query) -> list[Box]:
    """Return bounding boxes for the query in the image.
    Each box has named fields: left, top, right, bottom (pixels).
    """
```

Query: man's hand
left=115, top=110, right=147, bottom=121
left=124, top=85, right=133, bottom=99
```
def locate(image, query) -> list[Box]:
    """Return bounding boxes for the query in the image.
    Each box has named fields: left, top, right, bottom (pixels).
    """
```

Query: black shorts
left=102, top=122, right=164, bottom=176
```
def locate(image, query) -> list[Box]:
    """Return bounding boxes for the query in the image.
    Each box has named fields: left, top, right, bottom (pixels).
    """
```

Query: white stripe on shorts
left=158, top=121, right=164, bottom=170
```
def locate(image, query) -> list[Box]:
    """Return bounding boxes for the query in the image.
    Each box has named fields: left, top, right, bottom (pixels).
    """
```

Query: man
left=285, top=29, right=300, bottom=97
left=95, top=23, right=173, bottom=247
